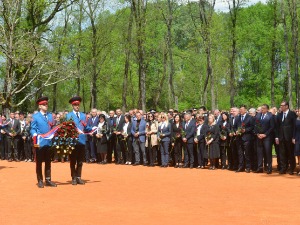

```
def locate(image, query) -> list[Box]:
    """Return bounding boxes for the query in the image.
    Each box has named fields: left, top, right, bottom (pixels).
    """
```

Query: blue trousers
left=160, top=141, right=169, bottom=166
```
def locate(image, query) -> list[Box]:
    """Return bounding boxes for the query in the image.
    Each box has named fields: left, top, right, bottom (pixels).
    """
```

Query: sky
left=213, top=0, right=268, bottom=12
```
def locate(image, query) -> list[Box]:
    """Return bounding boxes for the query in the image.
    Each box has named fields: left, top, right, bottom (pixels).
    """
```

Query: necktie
left=92, top=117, right=95, bottom=123
left=282, top=113, right=286, bottom=122
left=232, top=118, right=235, bottom=126
left=76, top=112, right=79, bottom=119
left=44, top=114, right=48, bottom=121
left=261, top=114, right=265, bottom=120
left=117, top=117, right=120, bottom=126
left=185, top=122, right=189, bottom=129
left=241, top=115, right=244, bottom=122
left=11, top=119, right=14, bottom=126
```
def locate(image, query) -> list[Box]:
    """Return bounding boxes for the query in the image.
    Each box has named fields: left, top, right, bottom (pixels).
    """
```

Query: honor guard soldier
left=30, top=97, right=57, bottom=188
left=66, top=96, right=92, bottom=185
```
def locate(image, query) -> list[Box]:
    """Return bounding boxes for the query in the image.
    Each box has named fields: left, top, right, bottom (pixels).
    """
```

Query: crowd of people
left=1, top=100, right=300, bottom=180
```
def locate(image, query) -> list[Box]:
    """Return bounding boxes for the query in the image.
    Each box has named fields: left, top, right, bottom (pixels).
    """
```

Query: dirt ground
left=0, top=160, right=299, bottom=225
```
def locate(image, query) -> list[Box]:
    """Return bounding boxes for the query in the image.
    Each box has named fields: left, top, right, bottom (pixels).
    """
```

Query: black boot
left=72, top=177, right=77, bottom=185
left=76, top=177, right=85, bottom=185
left=37, top=180, right=44, bottom=188
left=45, top=179, right=57, bottom=187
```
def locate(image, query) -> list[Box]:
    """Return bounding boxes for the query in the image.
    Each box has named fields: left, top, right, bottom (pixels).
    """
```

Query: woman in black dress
left=219, top=112, right=231, bottom=169
left=172, top=114, right=183, bottom=168
left=292, top=110, right=300, bottom=175
left=96, top=114, right=109, bottom=164
left=205, top=114, right=220, bottom=170
left=121, top=114, right=133, bottom=165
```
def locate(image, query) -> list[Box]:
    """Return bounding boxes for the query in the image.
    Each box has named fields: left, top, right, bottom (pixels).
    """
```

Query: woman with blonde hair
left=205, top=114, right=220, bottom=170
left=145, top=113, right=158, bottom=167
left=158, top=112, right=172, bottom=167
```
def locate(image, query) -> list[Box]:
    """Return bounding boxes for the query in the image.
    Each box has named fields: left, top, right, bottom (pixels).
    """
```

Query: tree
left=0, top=0, right=73, bottom=114
left=132, top=0, right=147, bottom=111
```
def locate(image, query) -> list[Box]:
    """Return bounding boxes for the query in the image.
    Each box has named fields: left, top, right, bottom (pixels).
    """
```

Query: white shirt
left=123, top=122, right=129, bottom=134
left=73, top=110, right=80, bottom=119
left=282, top=110, right=289, bottom=122
left=97, top=122, right=105, bottom=134
left=161, top=122, right=166, bottom=130
left=197, top=124, right=202, bottom=136
left=223, top=121, right=227, bottom=127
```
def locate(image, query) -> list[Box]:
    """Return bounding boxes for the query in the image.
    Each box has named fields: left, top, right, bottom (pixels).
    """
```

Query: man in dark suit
left=214, top=109, right=222, bottom=126
left=234, top=105, right=254, bottom=173
left=114, top=108, right=125, bottom=164
left=131, top=112, right=147, bottom=165
left=182, top=112, right=196, bottom=168
left=87, top=108, right=99, bottom=163
left=228, top=107, right=239, bottom=170
left=275, top=101, right=297, bottom=175
left=194, top=115, right=208, bottom=168
left=107, top=110, right=116, bottom=163
left=4, top=112, right=21, bottom=162
left=254, top=104, right=275, bottom=174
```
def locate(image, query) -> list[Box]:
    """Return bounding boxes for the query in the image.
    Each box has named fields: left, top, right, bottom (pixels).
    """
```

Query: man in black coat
left=234, top=105, right=254, bottom=173
left=87, top=108, right=99, bottom=163
left=4, top=112, right=21, bottom=162
left=114, top=109, right=125, bottom=164
left=254, top=104, right=275, bottom=174
left=275, top=101, right=297, bottom=175
left=182, top=112, right=196, bottom=168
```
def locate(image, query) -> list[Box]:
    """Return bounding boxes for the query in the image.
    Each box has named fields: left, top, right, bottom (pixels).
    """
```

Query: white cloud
left=214, top=0, right=268, bottom=12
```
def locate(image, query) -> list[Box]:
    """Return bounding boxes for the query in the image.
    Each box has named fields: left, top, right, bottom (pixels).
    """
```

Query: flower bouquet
left=236, top=123, right=245, bottom=136
left=255, top=119, right=262, bottom=134
left=220, top=126, right=227, bottom=140
left=52, top=120, right=79, bottom=158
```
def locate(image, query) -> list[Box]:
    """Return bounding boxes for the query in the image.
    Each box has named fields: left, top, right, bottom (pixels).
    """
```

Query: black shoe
left=76, top=177, right=85, bottom=185
left=236, top=168, right=244, bottom=173
left=143, top=163, right=147, bottom=166
left=37, top=180, right=44, bottom=188
left=174, top=164, right=179, bottom=168
left=245, top=169, right=250, bottom=173
left=254, top=169, right=263, bottom=173
left=289, top=171, right=294, bottom=175
left=279, top=170, right=286, bottom=174
left=183, top=165, right=189, bottom=168
left=132, top=163, right=139, bottom=166
left=267, top=170, right=272, bottom=174
left=209, top=166, right=213, bottom=170
left=72, top=178, right=77, bottom=185
left=222, top=166, right=226, bottom=170
left=212, top=166, right=216, bottom=170
left=45, top=180, right=57, bottom=187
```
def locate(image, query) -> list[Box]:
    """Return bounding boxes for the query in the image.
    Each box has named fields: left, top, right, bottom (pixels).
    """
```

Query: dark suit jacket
left=158, top=123, right=172, bottom=142
left=196, top=124, right=208, bottom=143
left=4, top=119, right=21, bottom=138
left=115, top=115, right=125, bottom=132
left=234, top=113, right=254, bottom=142
left=183, top=119, right=196, bottom=143
left=254, top=112, right=275, bottom=137
left=276, top=110, right=297, bottom=141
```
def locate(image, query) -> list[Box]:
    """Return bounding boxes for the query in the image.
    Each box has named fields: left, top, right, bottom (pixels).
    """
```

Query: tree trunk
left=154, top=49, right=167, bottom=108
left=288, top=0, right=299, bottom=108
left=281, top=0, right=293, bottom=108
left=122, top=5, right=134, bottom=112
left=166, top=0, right=175, bottom=109
left=76, top=0, right=83, bottom=96
left=132, top=0, right=147, bottom=111
left=270, top=0, right=278, bottom=107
